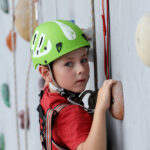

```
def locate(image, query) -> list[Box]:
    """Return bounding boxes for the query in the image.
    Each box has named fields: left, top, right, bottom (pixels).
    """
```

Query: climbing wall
left=0, top=0, right=150, bottom=150
left=106, top=0, right=150, bottom=150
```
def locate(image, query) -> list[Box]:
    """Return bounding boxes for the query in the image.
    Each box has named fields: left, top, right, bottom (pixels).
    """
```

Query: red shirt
left=40, top=86, right=93, bottom=150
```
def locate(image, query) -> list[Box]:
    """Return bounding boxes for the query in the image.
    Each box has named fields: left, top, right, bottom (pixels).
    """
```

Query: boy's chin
left=70, top=87, right=86, bottom=93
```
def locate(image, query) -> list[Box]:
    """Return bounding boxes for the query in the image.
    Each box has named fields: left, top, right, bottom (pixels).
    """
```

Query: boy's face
left=52, top=47, right=89, bottom=93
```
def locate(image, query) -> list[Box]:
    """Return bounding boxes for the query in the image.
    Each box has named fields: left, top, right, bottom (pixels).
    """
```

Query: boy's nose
left=76, top=63, right=85, bottom=75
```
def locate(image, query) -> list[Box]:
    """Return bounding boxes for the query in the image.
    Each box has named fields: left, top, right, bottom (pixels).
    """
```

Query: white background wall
left=107, top=0, right=150, bottom=150
left=0, top=0, right=150, bottom=150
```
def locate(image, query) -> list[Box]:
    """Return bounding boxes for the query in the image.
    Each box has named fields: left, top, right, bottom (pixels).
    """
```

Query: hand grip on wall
left=110, top=81, right=124, bottom=120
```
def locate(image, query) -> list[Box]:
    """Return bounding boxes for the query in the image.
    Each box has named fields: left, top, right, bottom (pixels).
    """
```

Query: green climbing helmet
left=30, top=20, right=90, bottom=69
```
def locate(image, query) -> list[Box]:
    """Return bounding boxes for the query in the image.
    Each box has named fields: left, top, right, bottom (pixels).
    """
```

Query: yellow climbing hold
left=15, top=0, right=38, bottom=41
left=136, top=12, right=150, bottom=67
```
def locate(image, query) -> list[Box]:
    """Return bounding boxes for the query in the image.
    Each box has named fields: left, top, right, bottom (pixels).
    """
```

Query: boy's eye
left=81, top=58, right=88, bottom=63
left=65, top=62, right=73, bottom=67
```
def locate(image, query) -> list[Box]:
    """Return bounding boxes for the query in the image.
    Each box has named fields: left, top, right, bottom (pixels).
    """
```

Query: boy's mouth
left=76, top=79, right=86, bottom=83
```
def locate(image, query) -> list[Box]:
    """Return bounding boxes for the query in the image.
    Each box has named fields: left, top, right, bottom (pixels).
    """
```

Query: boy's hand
left=96, top=79, right=117, bottom=112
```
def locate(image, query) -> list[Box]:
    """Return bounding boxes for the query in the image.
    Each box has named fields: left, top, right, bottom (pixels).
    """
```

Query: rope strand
left=101, top=0, right=110, bottom=79
left=24, top=0, right=34, bottom=150
left=12, top=0, right=20, bottom=149
left=91, top=0, right=98, bottom=91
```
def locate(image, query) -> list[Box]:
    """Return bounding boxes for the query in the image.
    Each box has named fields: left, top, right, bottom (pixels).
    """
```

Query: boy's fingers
left=108, top=80, right=117, bottom=89
left=103, top=79, right=116, bottom=85
left=103, top=79, right=117, bottom=88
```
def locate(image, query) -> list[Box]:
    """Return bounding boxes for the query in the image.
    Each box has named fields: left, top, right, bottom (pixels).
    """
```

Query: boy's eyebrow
left=81, top=53, right=88, bottom=57
left=65, top=56, right=74, bottom=60
left=65, top=53, right=88, bottom=60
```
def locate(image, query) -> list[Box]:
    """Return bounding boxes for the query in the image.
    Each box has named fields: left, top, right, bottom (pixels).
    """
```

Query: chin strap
left=49, top=82, right=63, bottom=93
left=49, top=82, right=96, bottom=114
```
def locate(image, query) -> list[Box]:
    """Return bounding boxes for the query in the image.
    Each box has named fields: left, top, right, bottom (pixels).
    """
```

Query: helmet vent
left=37, top=50, right=39, bottom=55
left=44, top=46, right=47, bottom=50
left=56, top=42, right=62, bottom=52
left=33, top=33, right=37, bottom=44
left=44, top=60, right=47, bottom=64
left=39, top=36, right=43, bottom=47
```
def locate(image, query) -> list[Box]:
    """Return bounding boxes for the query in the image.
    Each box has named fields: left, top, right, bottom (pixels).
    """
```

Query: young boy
left=30, top=20, right=116, bottom=150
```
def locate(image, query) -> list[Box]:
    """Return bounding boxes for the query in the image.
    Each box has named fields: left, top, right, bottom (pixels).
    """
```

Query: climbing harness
left=38, top=104, right=70, bottom=150
left=37, top=91, right=70, bottom=150
left=37, top=86, right=96, bottom=150
left=101, top=0, right=111, bottom=79
left=46, top=104, right=70, bottom=150
left=49, top=82, right=95, bottom=114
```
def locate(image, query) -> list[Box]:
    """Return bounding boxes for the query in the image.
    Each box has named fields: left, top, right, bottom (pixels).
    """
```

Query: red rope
left=101, top=0, right=110, bottom=79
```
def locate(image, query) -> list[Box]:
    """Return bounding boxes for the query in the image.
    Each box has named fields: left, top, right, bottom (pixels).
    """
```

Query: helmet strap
left=49, top=77, right=95, bottom=114
left=47, top=64, right=55, bottom=83
left=47, top=64, right=63, bottom=89
left=49, top=82, right=63, bottom=93
left=49, top=82, right=81, bottom=103
left=47, top=64, right=70, bottom=96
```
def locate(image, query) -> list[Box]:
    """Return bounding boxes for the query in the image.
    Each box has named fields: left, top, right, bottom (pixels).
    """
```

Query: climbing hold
left=15, top=0, right=38, bottom=41
left=0, top=0, right=9, bottom=13
left=6, top=30, right=16, bottom=51
left=136, top=12, right=150, bottom=67
left=18, top=109, right=30, bottom=129
left=0, top=133, right=5, bottom=150
left=1, top=83, right=10, bottom=108
left=110, top=81, right=124, bottom=120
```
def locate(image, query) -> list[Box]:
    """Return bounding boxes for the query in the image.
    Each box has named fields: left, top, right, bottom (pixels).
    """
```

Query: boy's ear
left=38, top=65, right=53, bottom=82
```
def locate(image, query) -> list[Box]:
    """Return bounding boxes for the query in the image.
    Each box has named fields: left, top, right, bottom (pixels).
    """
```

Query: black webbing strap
left=37, top=105, right=46, bottom=123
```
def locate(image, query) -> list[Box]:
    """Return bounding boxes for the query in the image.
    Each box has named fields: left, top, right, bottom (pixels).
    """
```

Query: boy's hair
left=30, top=20, right=90, bottom=69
